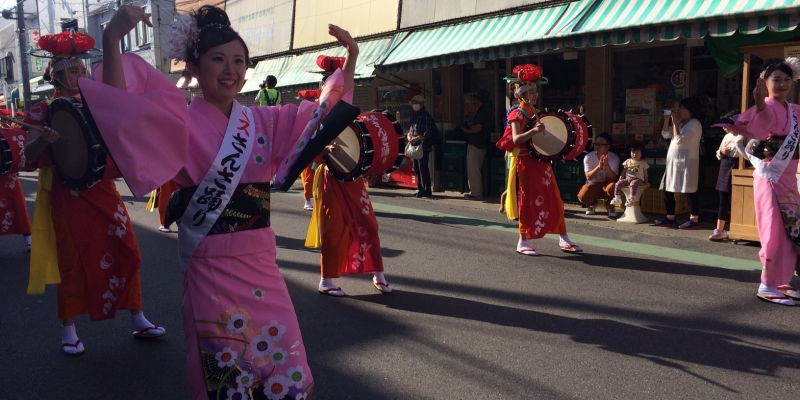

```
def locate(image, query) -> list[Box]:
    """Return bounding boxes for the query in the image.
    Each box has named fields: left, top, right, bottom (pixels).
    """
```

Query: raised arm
left=101, top=6, right=152, bottom=90
left=328, top=25, right=358, bottom=94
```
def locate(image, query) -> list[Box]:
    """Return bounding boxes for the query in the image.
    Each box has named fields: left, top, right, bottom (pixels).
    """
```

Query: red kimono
left=25, top=98, right=143, bottom=321
left=507, top=106, right=567, bottom=238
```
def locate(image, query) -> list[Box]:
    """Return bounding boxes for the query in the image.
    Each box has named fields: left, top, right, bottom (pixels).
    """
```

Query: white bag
left=405, top=143, right=423, bottom=160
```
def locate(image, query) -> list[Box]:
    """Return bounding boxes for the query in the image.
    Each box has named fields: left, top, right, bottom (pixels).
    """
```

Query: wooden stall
left=728, top=41, right=800, bottom=242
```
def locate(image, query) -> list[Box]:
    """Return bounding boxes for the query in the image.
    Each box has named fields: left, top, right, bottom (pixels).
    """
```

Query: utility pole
left=16, top=0, right=31, bottom=112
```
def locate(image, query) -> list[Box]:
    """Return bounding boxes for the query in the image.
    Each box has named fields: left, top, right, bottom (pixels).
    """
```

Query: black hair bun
left=194, top=5, right=231, bottom=29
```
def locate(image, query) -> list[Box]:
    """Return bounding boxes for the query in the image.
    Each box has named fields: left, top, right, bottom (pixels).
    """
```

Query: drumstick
left=0, top=115, right=44, bottom=133
left=0, top=115, right=68, bottom=141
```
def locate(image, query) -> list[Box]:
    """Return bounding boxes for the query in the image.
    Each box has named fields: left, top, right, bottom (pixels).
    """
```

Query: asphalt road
left=2, top=172, right=799, bottom=399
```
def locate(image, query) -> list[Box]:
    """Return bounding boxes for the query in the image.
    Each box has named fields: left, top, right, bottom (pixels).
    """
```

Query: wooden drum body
left=528, top=109, right=590, bottom=162
left=0, top=128, right=26, bottom=177
left=326, top=110, right=406, bottom=182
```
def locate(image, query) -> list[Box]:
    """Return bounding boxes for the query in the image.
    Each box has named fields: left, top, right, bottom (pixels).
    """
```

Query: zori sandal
left=756, top=293, right=796, bottom=306
left=560, top=244, right=583, bottom=253
left=318, top=287, right=345, bottom=297
left=133, top=325, right=167, bottom=338
left=62, top=339, right=85, bottom=355
left=777, top=285, right=800, bottom=300
left=373, top=278, right=392, bottom=294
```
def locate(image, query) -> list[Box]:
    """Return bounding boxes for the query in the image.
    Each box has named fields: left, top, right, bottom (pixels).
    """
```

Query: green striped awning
left=378, top=0, right=800, bottom=73
left=569, top=0, right=800, bottom=47
left=239, top=57, right=290, bottom=94
left=275, top=36, right=395, bottom=92
left=380, top=0, right=595, bottom=73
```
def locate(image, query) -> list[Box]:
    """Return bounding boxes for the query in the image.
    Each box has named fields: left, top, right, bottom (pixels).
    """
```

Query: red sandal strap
left=62, top=339, right=82, bottom=348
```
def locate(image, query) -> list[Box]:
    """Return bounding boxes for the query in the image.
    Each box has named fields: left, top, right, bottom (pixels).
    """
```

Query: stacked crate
left=553, top=155, right=585, bottom=203
left=442, top=142, right=467, bottom=192
left=487, top=157, right=507, bottom=196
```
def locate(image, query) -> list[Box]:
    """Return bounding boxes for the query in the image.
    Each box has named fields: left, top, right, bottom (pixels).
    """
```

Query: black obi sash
left=165, top=182, right=271, bottom=235
left=750, top=135, right=800, bottom=160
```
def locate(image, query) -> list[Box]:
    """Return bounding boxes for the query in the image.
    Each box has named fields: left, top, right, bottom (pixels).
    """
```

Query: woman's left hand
left=105, top=5, right=151, bottom=44
left=328, top=25, right=357, bottom=53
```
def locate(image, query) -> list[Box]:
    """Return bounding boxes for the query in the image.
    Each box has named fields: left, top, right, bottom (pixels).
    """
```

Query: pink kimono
left=734, top=98, right=800, bottom=288
left=79, top=54, right=315, bottom=399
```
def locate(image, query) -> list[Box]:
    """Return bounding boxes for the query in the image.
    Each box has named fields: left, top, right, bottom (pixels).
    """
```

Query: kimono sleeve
left=78, top=53, right=190, bottom=197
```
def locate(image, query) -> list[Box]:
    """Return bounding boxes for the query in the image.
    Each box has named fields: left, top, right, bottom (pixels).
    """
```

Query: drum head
left=326, top=126, right=362, bottom=174
left=49, top=110, right=88, bottom=180
left=531, top=115, right=570, bottom=157
left=46, top=98, right=108, bottom=191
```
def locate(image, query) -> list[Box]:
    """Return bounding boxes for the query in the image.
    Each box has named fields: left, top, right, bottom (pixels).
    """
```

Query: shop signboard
left=400, top=0, right=552, bottom=28
left=293, top=0, right=398, bottom=48
left=227, top=0, right=293, bottom=58
left=625, top=88, right=657, bottom=137
left=785, top=45, right=800, bottom=59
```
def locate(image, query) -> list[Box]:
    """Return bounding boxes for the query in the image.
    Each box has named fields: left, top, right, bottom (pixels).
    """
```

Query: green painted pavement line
left=282, top=190, right=762, bottom=272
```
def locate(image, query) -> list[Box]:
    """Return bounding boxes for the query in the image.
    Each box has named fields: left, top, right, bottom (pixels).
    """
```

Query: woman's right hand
left=753, top=77, right=768, bottom=100
left=104, top=5, right=151, bottom=44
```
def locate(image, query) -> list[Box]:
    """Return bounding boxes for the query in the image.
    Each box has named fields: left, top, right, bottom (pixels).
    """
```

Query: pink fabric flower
left=169, top=14, right=198, bottom=63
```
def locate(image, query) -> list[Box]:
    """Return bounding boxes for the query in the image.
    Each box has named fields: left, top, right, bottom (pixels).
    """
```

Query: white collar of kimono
left=178, top=101, right=255, bottom=268
left=746, top=103, right=798, bottom=183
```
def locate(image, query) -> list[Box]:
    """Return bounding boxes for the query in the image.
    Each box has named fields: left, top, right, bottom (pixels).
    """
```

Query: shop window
left=135, top=7, right=151, bottom=47
left=101, top=22, right=130, bottom=53
left=540, top=53, right=586, bottom=113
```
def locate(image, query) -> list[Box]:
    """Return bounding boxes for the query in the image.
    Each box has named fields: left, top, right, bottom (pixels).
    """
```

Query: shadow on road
left=349, top=290, right=800, bottom=393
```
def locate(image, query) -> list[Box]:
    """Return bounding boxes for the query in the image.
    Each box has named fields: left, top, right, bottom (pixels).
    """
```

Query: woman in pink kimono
left=716, top=57, right=800, bottom=306
left=81, top=5, right=360, bottom=398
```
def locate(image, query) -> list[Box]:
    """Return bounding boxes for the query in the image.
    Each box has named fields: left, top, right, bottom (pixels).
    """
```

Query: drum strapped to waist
left=164, top=181, right=271, bottom=234
left=46, top=97, right=121, bottom=191
left=749, top=135, right=800, bottom=161
left=527, top=109, right=590, bottom=162
left=0, top=128, right=26, bottom=177
left=325, top=110, right=406, bottom=182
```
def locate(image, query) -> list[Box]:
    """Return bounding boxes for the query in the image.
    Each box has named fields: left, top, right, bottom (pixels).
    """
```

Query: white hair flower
left=168, top=13, right=198, bottom=63
left=784, top=57, right=800, bottom=81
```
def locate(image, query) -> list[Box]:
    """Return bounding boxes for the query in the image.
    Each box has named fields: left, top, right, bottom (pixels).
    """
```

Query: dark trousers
left=663, top=190, right=700, bottom=216
left=718, top=191, right=731, bottom=222
left=414, top=150, right=432, bottom=195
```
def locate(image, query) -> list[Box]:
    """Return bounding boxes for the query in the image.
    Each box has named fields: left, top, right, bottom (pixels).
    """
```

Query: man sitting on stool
left=578, top=132, right=619, bottom=217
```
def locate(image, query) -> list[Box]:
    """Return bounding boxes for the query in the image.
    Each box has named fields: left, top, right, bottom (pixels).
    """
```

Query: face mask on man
left=412, top=104, right=421, bottom=112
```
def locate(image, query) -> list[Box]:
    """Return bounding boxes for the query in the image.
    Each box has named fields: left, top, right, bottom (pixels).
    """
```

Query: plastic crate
left=443, top=156, right=465, bottom=174
left=648, top=164, right=665, bottom=187
left=553, top=160, right=585, bottom=184
left=640, top=188, right=689, bottom=214
left=489, top=177, right=506, bottom=196
left=558, top=181, right=584, bottom=203
left=443, top=142, right=467, bottom=157
left=490, top=157, right=506, bottom=178
left=443, top=171, right=466, bottom=192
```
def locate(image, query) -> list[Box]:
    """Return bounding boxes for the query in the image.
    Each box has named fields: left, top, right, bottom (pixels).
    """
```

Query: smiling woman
left=78, top=4, right=362, bottom=399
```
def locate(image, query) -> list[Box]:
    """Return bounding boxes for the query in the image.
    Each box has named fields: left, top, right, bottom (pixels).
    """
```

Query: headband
left=514, top=84, right=536, bottom=97
left=50, top=58, right=83, bottom=73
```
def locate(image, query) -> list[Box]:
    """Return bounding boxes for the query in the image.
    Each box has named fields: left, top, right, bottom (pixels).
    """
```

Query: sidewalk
left=364, top=185, right=752, bottom=244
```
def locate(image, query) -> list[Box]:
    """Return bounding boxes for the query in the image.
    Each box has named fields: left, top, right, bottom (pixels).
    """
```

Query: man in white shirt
left=578, top=132, right=620, bottom=217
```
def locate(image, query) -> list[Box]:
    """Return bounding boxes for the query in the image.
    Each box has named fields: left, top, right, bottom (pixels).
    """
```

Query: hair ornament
left=168, top=13, right=198, bottom=63
left=784, top=57, right=800, bottom=81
